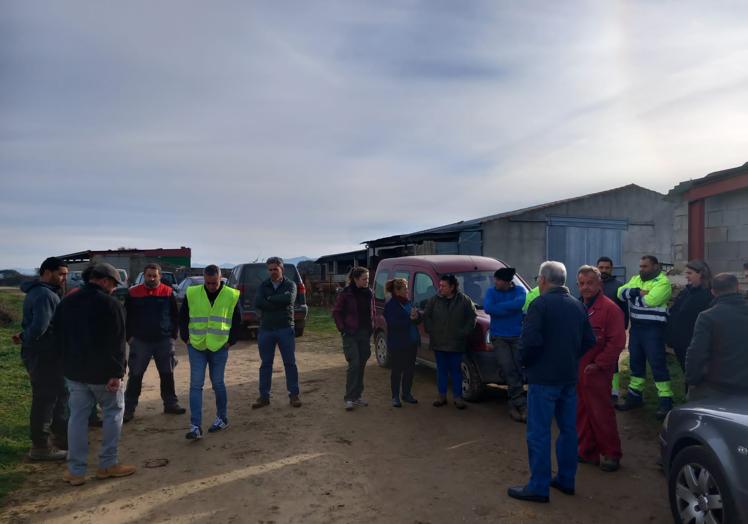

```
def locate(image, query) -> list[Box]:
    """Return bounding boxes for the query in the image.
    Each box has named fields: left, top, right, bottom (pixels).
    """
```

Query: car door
left=412, top=271, right=437, bottom=360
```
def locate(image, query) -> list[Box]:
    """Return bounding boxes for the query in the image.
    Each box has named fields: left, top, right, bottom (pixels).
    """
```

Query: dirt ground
left=1, top=333, right=672, bottom=523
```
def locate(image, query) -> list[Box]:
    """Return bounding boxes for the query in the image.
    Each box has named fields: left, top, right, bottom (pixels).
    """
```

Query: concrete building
left=59, top=247, right=192, bottom=284
left=365, top=185, right=674, bottom=295
left=669, top=161, right=748, bottom=273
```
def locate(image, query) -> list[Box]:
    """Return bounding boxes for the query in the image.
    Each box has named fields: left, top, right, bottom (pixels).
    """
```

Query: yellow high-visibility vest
left=186, top=284, right=240, bottom=351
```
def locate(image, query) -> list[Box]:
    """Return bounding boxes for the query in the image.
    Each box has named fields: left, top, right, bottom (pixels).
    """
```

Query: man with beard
left=596, top=257, right=629, bottom=403
left=123, top=263, right=184, bottom=423
left=616, top=255, right=673, bottom=419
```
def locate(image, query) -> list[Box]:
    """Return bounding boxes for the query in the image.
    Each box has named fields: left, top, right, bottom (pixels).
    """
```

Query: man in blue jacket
left=484, top=267, right=527, bottom=422
left=508, top=261, right=596, bottom=503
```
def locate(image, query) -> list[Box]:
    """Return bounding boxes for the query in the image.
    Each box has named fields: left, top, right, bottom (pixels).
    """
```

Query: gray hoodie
left=20, top=280, right=61, bottom=352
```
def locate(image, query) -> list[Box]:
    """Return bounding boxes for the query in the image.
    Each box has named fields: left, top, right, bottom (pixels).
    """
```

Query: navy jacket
left=520, top=286, right=596, bottom=385
left=602, top=275, right=629, bottom=328
left=125, top=283, right=179, bottom=341
left=484, top=284, right=526, bottom=338
left=383, top=298, right=421, bottom=351
left=19, top=280, right=61, bottom=355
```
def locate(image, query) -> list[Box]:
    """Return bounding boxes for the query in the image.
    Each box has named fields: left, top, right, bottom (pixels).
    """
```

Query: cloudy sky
left=2, top=1, right=748, bottom=269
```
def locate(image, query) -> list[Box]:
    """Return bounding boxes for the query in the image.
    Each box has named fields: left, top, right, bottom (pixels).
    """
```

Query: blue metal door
left=547, top=217, right=627, bottom=297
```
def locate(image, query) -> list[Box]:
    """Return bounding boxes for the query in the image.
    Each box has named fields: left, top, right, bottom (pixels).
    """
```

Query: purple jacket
left=332, top=285, right=375, bottom=334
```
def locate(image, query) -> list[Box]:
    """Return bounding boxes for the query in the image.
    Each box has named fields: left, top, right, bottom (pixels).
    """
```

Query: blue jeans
left=526, top=383, right=577, bottom=496
left=434, top=351, right=463, bottom=398
left=188, top=345, right=229, bottom=428
left=257, top=327, right=299, bottom=399
left=66, top=379, right=124, bottom=476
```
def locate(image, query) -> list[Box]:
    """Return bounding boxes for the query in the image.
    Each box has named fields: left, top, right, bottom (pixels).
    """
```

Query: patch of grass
left=305, top=306, right=338, bottom=335
left=618, top=350, right=687, bottom=427
left=0, top=289, right=30, bottom=504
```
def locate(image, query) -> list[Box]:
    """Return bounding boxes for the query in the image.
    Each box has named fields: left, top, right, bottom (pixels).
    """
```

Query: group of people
left=13, top=251, right=748, bottom=500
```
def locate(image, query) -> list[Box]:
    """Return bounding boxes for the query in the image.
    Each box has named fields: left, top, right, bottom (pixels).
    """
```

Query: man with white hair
left=508, top=261, right=595, bottom=503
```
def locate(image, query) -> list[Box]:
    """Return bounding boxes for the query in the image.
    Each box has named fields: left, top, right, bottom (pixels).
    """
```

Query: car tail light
left=297, top=282, right=306, bottom=294
left=236, top=284, right=245, bottom=295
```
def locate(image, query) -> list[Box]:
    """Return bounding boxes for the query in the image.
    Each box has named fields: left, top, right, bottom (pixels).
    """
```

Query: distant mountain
left=12, top=267, right=36, bottom=276
left=285, top=256, right=311, bottom=265
left=192, top=257, right=311, bottom=269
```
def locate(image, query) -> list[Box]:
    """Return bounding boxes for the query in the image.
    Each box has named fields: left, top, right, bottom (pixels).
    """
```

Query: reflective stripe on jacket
left=186, top=284, right=240, bottom=351
left=618, top=272, right=671, bottom=324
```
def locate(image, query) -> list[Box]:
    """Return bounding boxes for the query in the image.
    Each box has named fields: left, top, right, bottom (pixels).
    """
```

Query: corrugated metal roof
left=669, top=162, right=748, bottom=196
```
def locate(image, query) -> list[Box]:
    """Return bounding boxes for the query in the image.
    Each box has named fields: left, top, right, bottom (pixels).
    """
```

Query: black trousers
left=22, top=350, right=68, bottom=448
left=125, top=337, right=178, bottom=412
left=390, top=344, right=417, bottom=399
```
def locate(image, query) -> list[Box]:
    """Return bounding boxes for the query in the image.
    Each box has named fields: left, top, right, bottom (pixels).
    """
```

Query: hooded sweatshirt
left=19, top=280, right=61, bottom=354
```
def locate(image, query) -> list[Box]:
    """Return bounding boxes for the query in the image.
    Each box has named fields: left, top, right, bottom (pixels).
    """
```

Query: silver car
left=659, top=392, right=748, bottom=523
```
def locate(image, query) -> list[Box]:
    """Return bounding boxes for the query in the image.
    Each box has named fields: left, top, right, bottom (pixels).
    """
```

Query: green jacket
left=618, top=271, right=671, bottom=325
left=523, top=286, right=540, bottom=313
left=254, top=277, right=297, bottom=330
left=423, top=291, right=477, bottom=353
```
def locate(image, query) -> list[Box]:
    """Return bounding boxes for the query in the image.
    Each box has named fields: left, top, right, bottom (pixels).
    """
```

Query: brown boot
left=252, top=397, right=270, bottom=409
left=454, top=398, right=466, bottom=410
left=63, top=470, right=86, bottom=486
left=509, top=405, right=527, bottom=423
left=289, top=395, right=302, bottom=408
left=96, top=463, right=136, bottom=480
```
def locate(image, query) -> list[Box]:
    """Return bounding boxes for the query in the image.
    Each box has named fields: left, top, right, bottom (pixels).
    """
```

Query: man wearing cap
left=12, top=256, right=69, bottom=461
left=484, top=267, right=527, bottom=422
left=54, top=263, right=135, bottom=486
left=179, top=265, right=241, bottom=440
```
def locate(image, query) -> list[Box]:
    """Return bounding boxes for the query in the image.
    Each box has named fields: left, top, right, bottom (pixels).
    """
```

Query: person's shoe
left=344, top=400, right=355, bottom=411
left=185, top=425, right=203, bottom=440
left=88, top=415, right=103, bottom=428
left=402, top=395, right=418, bottom=404
left=392, top=397, right=402, bottom=408
left=509, top=405, right=527, bottom=423
left=600, top=456, right=621, bottom=472
left=353, top=398, right=368, bottom=407
left=29, top=447, right=66, bottom=461
left=164, top=404, right=186, bottom=415
left=208, top=417, right=229, bottom=433
left=615, top=389, right=644, bottom=411
left=550, top=477, right=575, bottom=495
left=578, top=455, right=600, bottom=465
left=96, top=463, right=136, bottom=480
left=454, top=398, right=466, bottom=410
left=655, top=397, right=673, bottom=421
left=507, top=485, right=549, bottom=503
left=123, top=410, right=134, bottom=423
left=289, top=395, right=302, bottom=408
left=63, top=470, right=86, bottom=486
left=433, top=396, right=448, bottom=407
left=252, top=397, right=270, bottom=410
left=49, top=436, right=68, bottom=452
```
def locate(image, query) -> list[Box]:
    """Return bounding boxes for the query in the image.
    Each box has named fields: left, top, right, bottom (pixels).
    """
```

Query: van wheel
left=461, top=358, right=485, bottom=402
left=374, top=331, right=390, bottom=368
left=668, top=445, right=735, bottom=524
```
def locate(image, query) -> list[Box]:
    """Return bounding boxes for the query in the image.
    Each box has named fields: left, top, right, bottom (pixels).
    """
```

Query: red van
left=372, top=255, right=529, bottom=401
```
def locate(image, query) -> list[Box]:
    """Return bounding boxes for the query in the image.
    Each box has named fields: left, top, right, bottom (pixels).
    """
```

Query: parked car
left=132, top=271, right=178, bottom=290
left=659, top=392, right=748, bottom=524
left=226, top=263, right=309, bottom=337
left=174, top=276, right=227, bottom=306
left=372, top=255, right=529, bottom=401
left=112, top=268, right=129, bottom=301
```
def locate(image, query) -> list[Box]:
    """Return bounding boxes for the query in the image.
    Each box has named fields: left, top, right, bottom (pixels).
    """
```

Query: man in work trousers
left=252, top=257, right=302, bottom=409
left=576, top=266, right=626, bottom=472
left=616, top=255, right=673, bottom=420
left=54, top=263, right=135, bottom=486
left=483, top=267, right=527, bottom=422
left=123, top=263, right=185, bottom=423
left=596, top=256, right=629, bottom=403
left=180, top=265, right=241, bottom=440
left=686, top=273, right=748, bottom=400
left=508, top=261, right=595, bottom=503
left=12, top=256, right=69, bottom=461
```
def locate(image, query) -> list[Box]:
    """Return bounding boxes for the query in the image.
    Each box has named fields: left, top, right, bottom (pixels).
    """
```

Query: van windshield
left=453, top=271, right=527, bottom=309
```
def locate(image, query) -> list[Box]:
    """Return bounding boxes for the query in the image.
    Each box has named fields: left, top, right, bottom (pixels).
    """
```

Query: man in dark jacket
left=423, top=274, right=477, bottom=409
left=483, top=267, right=527, bottom=422
left=686, top=273, right=748, bottom=398
left=596, top=256, right=628, bottom=403
left=508, top=261, right=595, bottom=503
left=12, top=257, right=68, bottom=461
left=252, top=257, right=301, bottom=409
left=54, top=263, right=135, bottom=486
left=123, top=263, right=184, bottom=423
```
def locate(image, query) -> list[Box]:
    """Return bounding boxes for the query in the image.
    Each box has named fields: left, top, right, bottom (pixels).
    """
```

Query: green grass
left=0, top=289, right=30, bottom=504
left=618, top=350, right=687, bottom=426
left=305, top=306, right=338, bottom=335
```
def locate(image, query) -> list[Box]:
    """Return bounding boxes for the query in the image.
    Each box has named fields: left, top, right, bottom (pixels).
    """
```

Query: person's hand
left=11, top=333, right=22, bottom=345
left=106, top=378, right=122, bottom=392
left=640, top=289, right=649, bottom=296
left=410, top=308, right=419, bottom=320
left=584, top=363, right=600, bottom=375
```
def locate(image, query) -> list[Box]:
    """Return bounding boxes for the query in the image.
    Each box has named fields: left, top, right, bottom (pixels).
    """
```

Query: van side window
left=413, top=273, right=437, bottom=309
left=374, top=270, right=389, bottom=301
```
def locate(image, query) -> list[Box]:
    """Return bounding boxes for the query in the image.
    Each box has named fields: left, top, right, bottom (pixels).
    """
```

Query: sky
left=2, top=1, right=748, bottom=269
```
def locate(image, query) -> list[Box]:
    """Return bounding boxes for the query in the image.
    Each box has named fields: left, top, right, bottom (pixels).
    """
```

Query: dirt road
left=1, top=333, right=671, bottom=523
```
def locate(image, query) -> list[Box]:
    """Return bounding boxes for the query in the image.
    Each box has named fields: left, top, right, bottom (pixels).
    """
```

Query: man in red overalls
left=576, top=265, right=626, bottom=472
